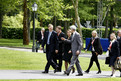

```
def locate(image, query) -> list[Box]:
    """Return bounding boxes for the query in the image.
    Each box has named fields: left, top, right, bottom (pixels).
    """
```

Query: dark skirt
left=63, top=51, right=72, bottom=62
left=109, top=56, right=117, bottom=67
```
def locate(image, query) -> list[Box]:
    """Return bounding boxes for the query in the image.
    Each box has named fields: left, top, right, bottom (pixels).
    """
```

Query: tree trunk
left=71, top=0, right=83, bottom=48
left=0, top=13, right=3, bottom=38
left=23, top=0, right=29, bottom=45
left=74, top=6, right=82, bottom=37
left=104, top=19, right=108, bottom=38
left=54, top=16, right=56, bottom=30
left=71, top=0, right=83, bottom=37
left=92, top=19, right=95, bottom=28
left=64, top=21, right=68, bottom=36
left=114, top=17, right=117, bottom=28
left=27, top=8, right=31, bottom=42
left=40, top=19, right=43, bottom=27
left=109, top=6, right=114, bottom=34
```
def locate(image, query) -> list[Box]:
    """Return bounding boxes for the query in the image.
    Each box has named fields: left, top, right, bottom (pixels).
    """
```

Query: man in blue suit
left=41, top=24, right=59, bottom=73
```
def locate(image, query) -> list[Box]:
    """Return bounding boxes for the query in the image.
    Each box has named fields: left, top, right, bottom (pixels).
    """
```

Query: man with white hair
left=61, top=25, right=83, bottom=76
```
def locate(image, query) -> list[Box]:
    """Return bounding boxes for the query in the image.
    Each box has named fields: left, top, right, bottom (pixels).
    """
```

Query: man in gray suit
left=61, top=25, right=83, bottom=76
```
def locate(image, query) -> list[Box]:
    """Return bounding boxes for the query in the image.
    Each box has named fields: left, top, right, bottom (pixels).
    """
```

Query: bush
left=2, top=13, right=41, bottom=28
left=2, top=27, right=48, bottom=39
left=2, top=27, right=119, bottom=39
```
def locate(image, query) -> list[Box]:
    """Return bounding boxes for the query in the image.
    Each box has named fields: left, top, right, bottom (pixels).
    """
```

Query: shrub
left=2, top=27, right=119, bottom=39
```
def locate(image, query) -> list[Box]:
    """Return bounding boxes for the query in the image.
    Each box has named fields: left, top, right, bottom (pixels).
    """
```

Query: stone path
left=0, top=70, right=120, bottom=79
left=0, top=46, right=115, bottom=79
left=0, top=46, right=43, bottom=53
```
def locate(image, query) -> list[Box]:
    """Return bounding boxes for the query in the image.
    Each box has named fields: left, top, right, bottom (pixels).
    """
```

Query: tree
left=71, top=0, right=82, bottom=37
left=23, top=0, right=29, bottom=45
left=0, top=0, right=21, bottom=38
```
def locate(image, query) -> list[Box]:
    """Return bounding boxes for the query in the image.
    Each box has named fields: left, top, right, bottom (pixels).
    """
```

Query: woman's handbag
left=105, top=57, right=110, bottom=64
left=114, top=57, right=121, bottom=70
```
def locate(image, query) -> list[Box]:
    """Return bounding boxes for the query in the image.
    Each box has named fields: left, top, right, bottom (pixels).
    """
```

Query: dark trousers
left=53, top=52, right=63, bottom=71
left=119, top=70, right=121, bottom=72
left=87, top=51, right=101, bottom=72
left=45, top=45, right=57, bottom=72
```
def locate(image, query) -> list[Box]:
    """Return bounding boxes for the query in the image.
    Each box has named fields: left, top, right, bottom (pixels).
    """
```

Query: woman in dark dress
left=63, top=29, right=75, bottom=73
left=108, top=33, right=120, bottom=77
left=85, top=30, right=102, bottom=74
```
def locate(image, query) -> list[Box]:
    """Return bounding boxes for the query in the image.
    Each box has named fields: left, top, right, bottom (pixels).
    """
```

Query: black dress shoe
left=67, top=73, right=69, bottom=76
left=64, top=71, right=69, bottom=76
left=54, top=69, right=60, bottom=73
left=85, top=70, right=89, bottom=73
left=96, top=71, right=101, bottom=74
left=76, top=74, right=83, bottom=76
left=110, top=74, right=113, bottom=76
left=42, top=71, right=48, bottom=73
left=54, top=69, right=57, bottom=73
left=64, top=71, right=66, bottom=74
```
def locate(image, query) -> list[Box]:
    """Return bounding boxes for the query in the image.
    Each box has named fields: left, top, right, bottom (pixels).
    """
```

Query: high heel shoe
left=96, top=71, right=101, bottom=74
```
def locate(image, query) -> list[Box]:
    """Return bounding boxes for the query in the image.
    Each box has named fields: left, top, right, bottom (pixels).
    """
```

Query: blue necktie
left=47, top=32, right=51, bottom=44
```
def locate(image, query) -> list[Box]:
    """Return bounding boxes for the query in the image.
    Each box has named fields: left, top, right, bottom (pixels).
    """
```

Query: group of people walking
left=36, top=24, right=121, bottom=77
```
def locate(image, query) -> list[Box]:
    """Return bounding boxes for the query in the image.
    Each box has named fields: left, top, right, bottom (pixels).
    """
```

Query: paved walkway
left=0, top=70, right=120, bottom=79
left=0, top=46, right=107, bottom=60
left=0, top=46, right=43, bottom=53
left=0, top=46, right=113, bottom=79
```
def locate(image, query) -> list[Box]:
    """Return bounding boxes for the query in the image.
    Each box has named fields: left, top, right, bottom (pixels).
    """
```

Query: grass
left=0, top=39, right=92, bottom=53
left=0, top=48, right=109, bottom=70
left=0, top=49, right=119, bottom=81
left=0, top=39, right=33, bottom=48
left=0, top=78, right=121, bottom=81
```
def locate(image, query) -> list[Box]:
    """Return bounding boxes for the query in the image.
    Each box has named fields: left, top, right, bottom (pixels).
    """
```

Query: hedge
left=2, top=27, right=118, bottom=39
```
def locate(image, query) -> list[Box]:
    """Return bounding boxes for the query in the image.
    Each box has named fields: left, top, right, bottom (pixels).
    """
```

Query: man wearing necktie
left=41, top=24, right=59, bottom=73
left=54, top=26, right=65, bottom=72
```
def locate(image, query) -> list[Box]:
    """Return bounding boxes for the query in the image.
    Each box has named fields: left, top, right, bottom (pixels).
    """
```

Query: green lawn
left=0, top=39, right=92, bottom=53
left=0, top=48, right=119, bottom=81
left=0, top=48, right=109, bottom=70
left=0, top=39, right=33, bottom=48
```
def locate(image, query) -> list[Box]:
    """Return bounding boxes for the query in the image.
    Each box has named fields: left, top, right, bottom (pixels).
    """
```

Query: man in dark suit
left=41, top=24, right=59, bottom=73
left=55, top=26, right=65, bottom=72
left=36, top=28, right=45, bottom=52
left=117, top=30, right=121, bottom=77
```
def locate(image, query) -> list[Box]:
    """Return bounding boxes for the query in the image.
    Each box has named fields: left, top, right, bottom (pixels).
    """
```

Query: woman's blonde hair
left=92, top=30, right=98, bottom=37
left=110, top=33, right=116, bottom=39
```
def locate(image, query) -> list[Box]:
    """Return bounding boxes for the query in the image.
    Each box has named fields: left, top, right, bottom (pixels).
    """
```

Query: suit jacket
left=65, top=31, right=82, bottom=56
left=36, top=31, right=43, bottom=44
left=42, top=31, right=59, bottom=53
left=87, top=37, right=102, bottom=54
left=117, top=37, right=121, bottom=56
left=109, top=40, right=120, bottom=57
left=57, top=32, right=65, bottom=53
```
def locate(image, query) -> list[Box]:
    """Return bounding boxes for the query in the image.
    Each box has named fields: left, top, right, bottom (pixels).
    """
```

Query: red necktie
left=109, top=42, right=112, bottom=49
